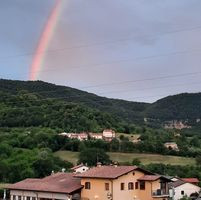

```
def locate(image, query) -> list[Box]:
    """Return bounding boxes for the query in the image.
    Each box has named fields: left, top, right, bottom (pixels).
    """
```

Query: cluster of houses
left=5, top=163, right=200, bottom=200
left=59, top=129, right=116, bottom=142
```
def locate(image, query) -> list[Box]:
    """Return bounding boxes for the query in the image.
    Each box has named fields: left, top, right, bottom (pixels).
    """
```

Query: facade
left=59, top=133, right=88, bottom=141
left=169, top=179, right=201, bottom=200
left=102, top=130, right=116, bottom=142
left=71, top=164, right=89, bottom=174
left=76, top=165, right=171, bottom=200
left=6, top=173, right=82, bottom=200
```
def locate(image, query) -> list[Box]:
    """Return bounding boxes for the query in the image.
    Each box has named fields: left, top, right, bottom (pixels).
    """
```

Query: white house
left=71, top=164, right=89, bottom=174
left=103, top=129, right=116, bottom=141
left=169, top=179, right=200, bottom=200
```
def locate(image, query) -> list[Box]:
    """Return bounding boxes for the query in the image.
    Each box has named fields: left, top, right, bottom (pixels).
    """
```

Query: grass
left=116, top=133, right=141, bottom=141
left=0, top=183, right=8, bottom=189
left=54, top=150, right=196, bottom=166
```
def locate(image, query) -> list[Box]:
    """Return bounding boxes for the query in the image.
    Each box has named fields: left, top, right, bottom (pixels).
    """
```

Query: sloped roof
left=138, top=175, right=171, bottom=182
left=181, top=178, right=199, bottom=184
left=169, top=179, right=186, bottom=188
left=75, top=166, right=153, bottom=179
left=71, top=163, right=85, bottom=170
left=7, top=173, right=82, bottom=194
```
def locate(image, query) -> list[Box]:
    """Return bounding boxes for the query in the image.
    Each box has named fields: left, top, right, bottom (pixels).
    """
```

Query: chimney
left=114, top=162, right=118, bottom=168
left=62, top=168, right=66, bottom=173
left=97, top=162, right=102, bottom=167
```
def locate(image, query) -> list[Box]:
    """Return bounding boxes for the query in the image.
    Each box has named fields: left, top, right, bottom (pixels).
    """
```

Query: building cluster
left=6, top=163, right=200, bottom=200
left=59, top=129, right=116, bottom=142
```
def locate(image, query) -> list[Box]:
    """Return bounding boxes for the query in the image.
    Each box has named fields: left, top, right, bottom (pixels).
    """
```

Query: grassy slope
left=54, top=151, right=195, bottom=166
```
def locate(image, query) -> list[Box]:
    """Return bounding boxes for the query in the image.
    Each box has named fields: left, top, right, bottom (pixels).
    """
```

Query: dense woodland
left=0, top=79, right=201, bottom=185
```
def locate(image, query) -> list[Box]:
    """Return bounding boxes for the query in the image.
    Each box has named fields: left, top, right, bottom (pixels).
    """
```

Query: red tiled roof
left=138, top=175, right=171, bottom=182
left=75, top=166, right=153, bottom=179
left=138, top=175, right=161, bottom=181
left=181, top=178, right=199, bottom=184
left=6, top=173, right=82, bottom=194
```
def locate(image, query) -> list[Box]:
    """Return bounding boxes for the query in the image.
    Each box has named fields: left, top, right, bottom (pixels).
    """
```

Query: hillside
left=0, top=79, right=201, bottom=131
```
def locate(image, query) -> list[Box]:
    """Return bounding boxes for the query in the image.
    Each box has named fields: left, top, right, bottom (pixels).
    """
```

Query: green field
left=54, top=151, right=196, bottom=166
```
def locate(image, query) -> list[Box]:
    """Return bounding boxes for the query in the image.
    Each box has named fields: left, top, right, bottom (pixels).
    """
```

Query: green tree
left=78, top=148, right=110, bottom=166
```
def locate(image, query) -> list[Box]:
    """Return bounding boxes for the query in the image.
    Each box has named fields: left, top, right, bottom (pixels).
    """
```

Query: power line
left=2, top=47, right=201, bottom=81
left=1, top=70, right=201, bottom=96
left=97, top=81, right=201, bottom=95
left=1, top=79, right=201, bottom=105
left=81, top=71, right=201, bottom=89
left=1, top=25, right=201, bottom=60
left=27, top=48, right=201, bottom=75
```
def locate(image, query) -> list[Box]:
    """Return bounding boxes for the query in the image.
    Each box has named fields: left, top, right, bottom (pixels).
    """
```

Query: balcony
left=152, top=189, right=169, bottom=197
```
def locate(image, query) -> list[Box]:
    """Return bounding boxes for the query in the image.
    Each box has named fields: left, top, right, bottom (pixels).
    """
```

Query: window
left=135, top=182, right=139, bottom=189
left=13, top=195, right=16, bottom=200
left=128, top=182, right=134, bottom=190
left=140, top=181, right=145, bottom=190
left=18, top=196, right=22, bottom=200
left=120, top=183, right=125, bottom=190
left=27, top=197, right=30, bottom=200
left=105, top=183, right=109, bottom=191
left=32, top=197, right=36, bottom=200
left=85, top=182, right=91, bottom=190
left=181, top=191, right=184, bottom=195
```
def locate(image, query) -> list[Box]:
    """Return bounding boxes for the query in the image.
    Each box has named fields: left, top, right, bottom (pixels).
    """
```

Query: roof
left=138, top=175, right=172, bottom=182
left=181, top=178, right=199, bottom=184
left=75, top=165, right=153, bottom=179
left=71, top=163, right=85, bottom=170
left=6, top=173, right=82, bottom=194
left=169, top=179, right=186, bottom=188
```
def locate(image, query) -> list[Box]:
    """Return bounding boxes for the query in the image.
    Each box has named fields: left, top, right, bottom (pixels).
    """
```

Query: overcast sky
left=1, top=0, right=201, bottom=103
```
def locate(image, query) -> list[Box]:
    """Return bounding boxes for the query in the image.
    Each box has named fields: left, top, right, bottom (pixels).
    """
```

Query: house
left=71, top=163, right=89, bottom=174
left=59, top=132, right=88, bottom=141
left=76, top=164, right=171, bottom=200
left=164, top=142, right=179, bottom=151
left=89, top=133, right=103, bottom=140
left=6, top=172, right=82, bottom=200
left=169, top=179, right=201, bottom=200
left=103, top=129, right=116, bottom=141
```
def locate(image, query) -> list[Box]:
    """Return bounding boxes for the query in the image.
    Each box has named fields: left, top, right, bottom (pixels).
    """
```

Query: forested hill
left=0, top=79, right=201, bottom=130
left=0, top=79, right=148, bottom=124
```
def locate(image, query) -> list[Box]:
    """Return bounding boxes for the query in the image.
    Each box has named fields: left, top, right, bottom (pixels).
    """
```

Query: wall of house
left=10, top=190, right=72, bottom=200
left=112, top=170, right=144, bottom=200
left=81, top=178, right=112, bottom=200
left=170, top=183, right=201, bottom=200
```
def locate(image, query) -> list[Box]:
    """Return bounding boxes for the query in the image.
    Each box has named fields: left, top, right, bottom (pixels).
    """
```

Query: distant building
left=89, top=132, right=103, bottom=140
left=71, top=163, right=89, bottom=174
left=59, top=132, right=88, bottom=141
left=169, top=178, right=200, bottom=200
left=103, top=129, right=116, bottom=141
left=164, top=142, right=179, bottom=151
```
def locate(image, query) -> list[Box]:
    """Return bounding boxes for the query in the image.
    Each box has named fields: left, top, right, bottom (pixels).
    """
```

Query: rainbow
left=29, top=0, right=63, bottom=80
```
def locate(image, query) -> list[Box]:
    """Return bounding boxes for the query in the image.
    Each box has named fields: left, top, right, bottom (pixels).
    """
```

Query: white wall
left=170, top=183, right=200, bottom=200
left=75, top=166, right=89, bottom=173
left=10, top=190, right=72, bottom=200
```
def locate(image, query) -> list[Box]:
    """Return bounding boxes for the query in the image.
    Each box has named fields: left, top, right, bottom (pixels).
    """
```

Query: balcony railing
left=152, top=189, right=169, bottom=197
